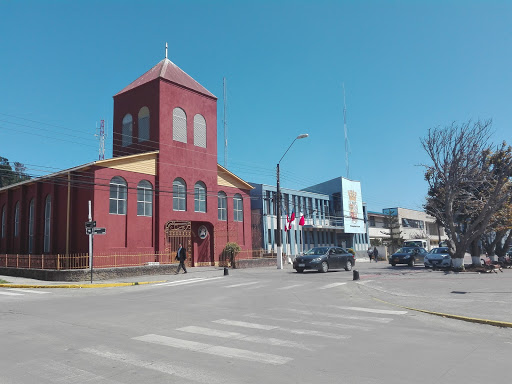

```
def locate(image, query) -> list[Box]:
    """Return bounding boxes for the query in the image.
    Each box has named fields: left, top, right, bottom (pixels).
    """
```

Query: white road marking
left=283, top=308, right=394, bottom=323
left=133, top=334, right=292, bottom=365
left=0, top=291, right=24, bottom=296
left=177, top=325, right=313, bottom=350
left=224, top=281, right=260, bottom=288
left=278, top=284, right=304, bottom=290
left=81, top=346, right=229, bottom=383
left=8, top=288, right=51, bottom=294
left=319, top=282, right=347, bottom=289
left=244, top=313, right=373, bottom=331
left=214, top=319, right=350, bottom=340
left=155, top=276, right=224, bottom=287
left=331, top=305, right=408, bottom=315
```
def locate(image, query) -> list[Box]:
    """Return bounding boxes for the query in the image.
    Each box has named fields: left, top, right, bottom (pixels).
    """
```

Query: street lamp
left=276, top=133, right=309, bottom=269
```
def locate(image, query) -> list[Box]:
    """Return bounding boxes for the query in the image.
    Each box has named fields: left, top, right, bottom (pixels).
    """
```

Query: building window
left=173, top=107, right=187, bottom=143
left=233, top=194, right=243, bottom=222
left=109, top=176, right=127, bottom=215
left=369, top=216, right=376, bottom=227
left=44, top=195, right=51, bottom=253
left=402, top=218, right=424, bottom=229
left=122, top=114, right=133, bottom=147
left=194, top=181, right=206, bottom=213
left=173, top=178, right=187, bottom=211
left=1, top=205, right=5, bottom=238
left=137, top=180, right=153, bottom=216
left=138, top=107, right=150, bottom=143
left=28, top=199, right=34, bottom=254
left=218, top=191, right=227, bottom=221
left=193, top=114, right=206, bottom=148
left=14, top=202, right=20, bottom=237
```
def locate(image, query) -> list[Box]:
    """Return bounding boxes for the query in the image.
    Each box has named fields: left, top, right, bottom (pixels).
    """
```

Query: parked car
left=424, top=247, right=451, bottom=269
left=293, top=246, right=355, bottom=273
left=389, top=247, right=428, bottom=267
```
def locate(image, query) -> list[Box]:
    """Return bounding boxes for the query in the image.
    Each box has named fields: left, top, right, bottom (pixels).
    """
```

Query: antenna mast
left=343, top=83, right=349, bottom=178
left=223, top=77, right=228, bottom=168
left=95, top=119, right=106, bottom=160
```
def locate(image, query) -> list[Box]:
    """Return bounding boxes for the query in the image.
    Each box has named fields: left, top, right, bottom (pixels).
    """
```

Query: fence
left=219, top=249, right=284, bottom=268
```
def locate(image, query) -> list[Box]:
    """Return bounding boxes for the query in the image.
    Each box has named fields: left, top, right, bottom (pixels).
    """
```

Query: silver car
left=424, top=247, right=452, bottom=269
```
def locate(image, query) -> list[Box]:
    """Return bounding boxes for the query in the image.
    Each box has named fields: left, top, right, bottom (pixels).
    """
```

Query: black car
left=389, top=247, right=428, bottom=267
left=293, top=246, right=355, bottom=273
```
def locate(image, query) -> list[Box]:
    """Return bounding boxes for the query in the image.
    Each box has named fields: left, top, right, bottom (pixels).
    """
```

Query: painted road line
left=224, top=281, right=260, bottom=288
left=319, top=282, right=347, bottom=290
left=155, top=276, right=224, bottom=287
left=283, top=308, right=394, bottom=323
left=8, top=288, right=51, bottom=294
left=81, top=346, right=230, bottom=384
left=177, top=325, right=313, bottom=350
left=214, top=319, right=350, bottom=340
left=133, top=334, right=292, bottom=365
left=0, top=291, right=24, bottom=296
left=278, top=284, right=304, bottom=290
left=331, top=305, right=408, bottom=315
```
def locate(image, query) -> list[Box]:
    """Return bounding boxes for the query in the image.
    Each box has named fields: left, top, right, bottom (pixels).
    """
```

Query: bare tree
left=421, top=120, right=512, bottom=268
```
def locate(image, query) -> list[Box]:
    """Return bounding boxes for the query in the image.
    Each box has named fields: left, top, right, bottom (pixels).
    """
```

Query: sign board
left=85, top=221, right=97, bottom=228
left=86, top=228, right=93, bottom=235
left=341, top=177, right=365, bottom=234
left=93, top=227, right=106, bottom=235
left=198, top=225, right=208, bottom=239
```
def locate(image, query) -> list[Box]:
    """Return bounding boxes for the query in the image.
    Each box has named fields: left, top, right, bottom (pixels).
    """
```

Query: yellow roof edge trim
left=217, top=164, right=254, bottom=190
left=95, top=151, right=159, bottom=167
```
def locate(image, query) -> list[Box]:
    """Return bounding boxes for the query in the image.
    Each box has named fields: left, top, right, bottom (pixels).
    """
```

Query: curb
left=373, top=297, right=512, bottom=328
left=0, top=280, right=166, bottom=289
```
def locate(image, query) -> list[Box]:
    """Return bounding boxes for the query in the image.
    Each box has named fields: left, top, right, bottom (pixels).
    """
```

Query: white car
left=424, top=247, right=452, bottom=269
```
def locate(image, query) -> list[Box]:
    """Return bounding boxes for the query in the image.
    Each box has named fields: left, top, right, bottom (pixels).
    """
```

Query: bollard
left=224, top=267, right=229, bottom=276
left=352, top=269, right=360, bottom=281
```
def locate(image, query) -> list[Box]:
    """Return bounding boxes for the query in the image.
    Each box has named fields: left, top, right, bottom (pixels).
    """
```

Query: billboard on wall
left=341, top=177, right=365, bottom=234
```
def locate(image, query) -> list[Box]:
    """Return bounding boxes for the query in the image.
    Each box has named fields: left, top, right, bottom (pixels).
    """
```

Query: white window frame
left=218, top=191, right=227, bottom=221
left=193, top=114, right=206, bottom=148
left=173, top=107, right=187, bottom=143
left=233, top=194, right=243, bottom=222
left=173, top=178, right=187, bottom=211
left=194, top=182, right=206, bottom=213
left=137, top=180, right=153, bottom=216
left=109, top=176, right=127, bottom=215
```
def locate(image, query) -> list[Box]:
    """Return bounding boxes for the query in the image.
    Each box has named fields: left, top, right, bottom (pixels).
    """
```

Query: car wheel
left=320, top=261, right=329, bottom=273
left=391, top=262, right=396, bottom=267
left=296, top=268, right=304, bottom=273
left=408, top=258, right=415, bottom=267
left=344, top=261, right=353, bottom=271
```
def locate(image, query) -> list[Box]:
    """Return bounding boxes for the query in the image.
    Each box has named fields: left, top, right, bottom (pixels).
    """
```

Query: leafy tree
left=380, top=209, right=403, bottom=254
left=421, top=120, right=512, bottom=266
left=0, top=157, right=30, bottom=187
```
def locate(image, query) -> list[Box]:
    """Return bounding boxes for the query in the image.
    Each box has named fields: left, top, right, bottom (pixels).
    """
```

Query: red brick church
left=0, top=52, right=253, bottom=267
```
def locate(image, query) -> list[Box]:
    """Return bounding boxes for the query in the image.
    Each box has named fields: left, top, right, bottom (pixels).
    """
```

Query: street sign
left=85, top=221, right=97, bottom=228
left=93, top=227, right=106, bottom=235
left=86, top=228, right=93, bottom=235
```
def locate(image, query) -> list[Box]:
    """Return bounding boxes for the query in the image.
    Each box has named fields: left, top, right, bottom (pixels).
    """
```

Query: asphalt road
left=1, top=262, right=511, bottom=383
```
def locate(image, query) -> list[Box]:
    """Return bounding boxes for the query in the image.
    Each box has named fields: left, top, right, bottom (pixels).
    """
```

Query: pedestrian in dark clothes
left=373, top=247, right=379, bottom=263
left=176, top=243, right=187, bottom=274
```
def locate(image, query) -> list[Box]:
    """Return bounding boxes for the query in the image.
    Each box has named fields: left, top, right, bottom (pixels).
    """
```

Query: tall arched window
left=138, top=107, right=150, bottom=142
left=1, top=205, right=5, bottom=238
left=173, top=107, right=187, bottom=143
left=233, top=194, right=243, bottom=222
left=109, top=176, right=127, bottom=215
left=44, top=195, right=51, bottom=253
left=137, top=180, right=153, bottom=216
left=218, top=191, right=227, bottom=221
left=28, top=199, right=34, bottom=254
left=173, top=178, right=187, bottom=211
left=14, top=202, right=20, bottom=237
left=194, top=182, right=206, bottom=213
left=193, top=114, right=206, bottom=148
left=122, top=114, right=133, bottom=147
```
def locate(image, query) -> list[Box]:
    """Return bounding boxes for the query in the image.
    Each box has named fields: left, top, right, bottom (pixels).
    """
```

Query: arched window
left=194, top=182, right=206, bottom=213
left=218, top=191, right=227, bottom=221
left=109, top=176, right=127, bottom=215
left=14, top=202, right=20, bottom=237
left=138, top=107, right=150, bottom=142
left=173, top=107, right=187, bottom=143
left=44, top=195, right=51, bottom=253
left=28, top=199, right=34, bottom=254
left=193, top=114, right=206, bottom=148
left=1, top=205, right=5, bottom=238
left=137, top=180, right=153, bottom=216
left=122, top=114, right=133, bottom=147
left=233, top=194, right=243, bottom=222
left=173, top=178, right=186, bottom=211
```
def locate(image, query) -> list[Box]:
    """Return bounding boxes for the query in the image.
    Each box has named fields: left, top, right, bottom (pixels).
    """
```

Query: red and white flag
left=299, top=213, right=305, bottom=226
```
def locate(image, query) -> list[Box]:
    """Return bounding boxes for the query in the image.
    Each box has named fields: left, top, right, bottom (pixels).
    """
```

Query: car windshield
left=396, top=247, right=416, bottom=254
left=304, top=247, right=328, bottom=256
left=430, top=247, right=449, bottom=254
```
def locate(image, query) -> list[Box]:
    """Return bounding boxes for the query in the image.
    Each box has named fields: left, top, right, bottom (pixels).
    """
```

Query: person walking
left=367, top=247, right=373, bottom=262
left=373, top=246, right=379, bottom=263
left=176, top=243, right=187, bottom=274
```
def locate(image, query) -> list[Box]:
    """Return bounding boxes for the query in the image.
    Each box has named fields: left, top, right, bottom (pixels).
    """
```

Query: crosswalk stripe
left=8, top=288, right=51, bottom=294
left=244, top=313, right=373, bottom=331
left=0, top=291, right=24, bottom=296
left=177, top=325, right=313, bottom=350
left=224, top=281, right=260, bottom=288
left=155, top=277, right=223, bottom=287
left=319, top=282, right=347, bottom=289
left=283, top=308, right=394, bottom=324
left=331, top=305, right=408, bottom=315
left=133, top=334, right=292, bottom=365
left=214, top=319, right=349, bottom=340
left=278, top=284, right=304, bottom=290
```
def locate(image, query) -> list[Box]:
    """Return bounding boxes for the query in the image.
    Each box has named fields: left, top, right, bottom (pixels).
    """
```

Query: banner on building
left=341, top=177, right=365, bottom=234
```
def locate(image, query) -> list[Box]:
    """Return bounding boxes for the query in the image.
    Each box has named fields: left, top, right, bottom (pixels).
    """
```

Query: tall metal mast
left=223, top=77, right=228, bottom=168
left=95, top=119, right=106, bottom=160
left=343, top=83, right=349, bottom=178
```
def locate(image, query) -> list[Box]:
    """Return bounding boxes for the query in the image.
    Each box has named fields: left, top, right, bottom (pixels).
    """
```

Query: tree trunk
left=470, top=240, right=482, bottom=266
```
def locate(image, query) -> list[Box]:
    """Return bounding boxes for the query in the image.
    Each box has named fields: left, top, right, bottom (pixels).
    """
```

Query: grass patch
left=0, top=279, right=9, bottom=284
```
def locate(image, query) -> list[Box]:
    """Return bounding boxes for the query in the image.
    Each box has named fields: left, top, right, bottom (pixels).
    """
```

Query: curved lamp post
left=276, top=133, right=309, bottom=269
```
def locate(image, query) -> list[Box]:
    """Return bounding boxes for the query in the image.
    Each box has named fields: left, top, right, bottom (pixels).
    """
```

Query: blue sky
left=1, top=0, right=511, bottom=212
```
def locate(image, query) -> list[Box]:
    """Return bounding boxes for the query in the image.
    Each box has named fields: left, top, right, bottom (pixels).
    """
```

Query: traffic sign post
left=85, top=205, right=107, bottom=284
left=93, top=228, right=106, bottom=235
